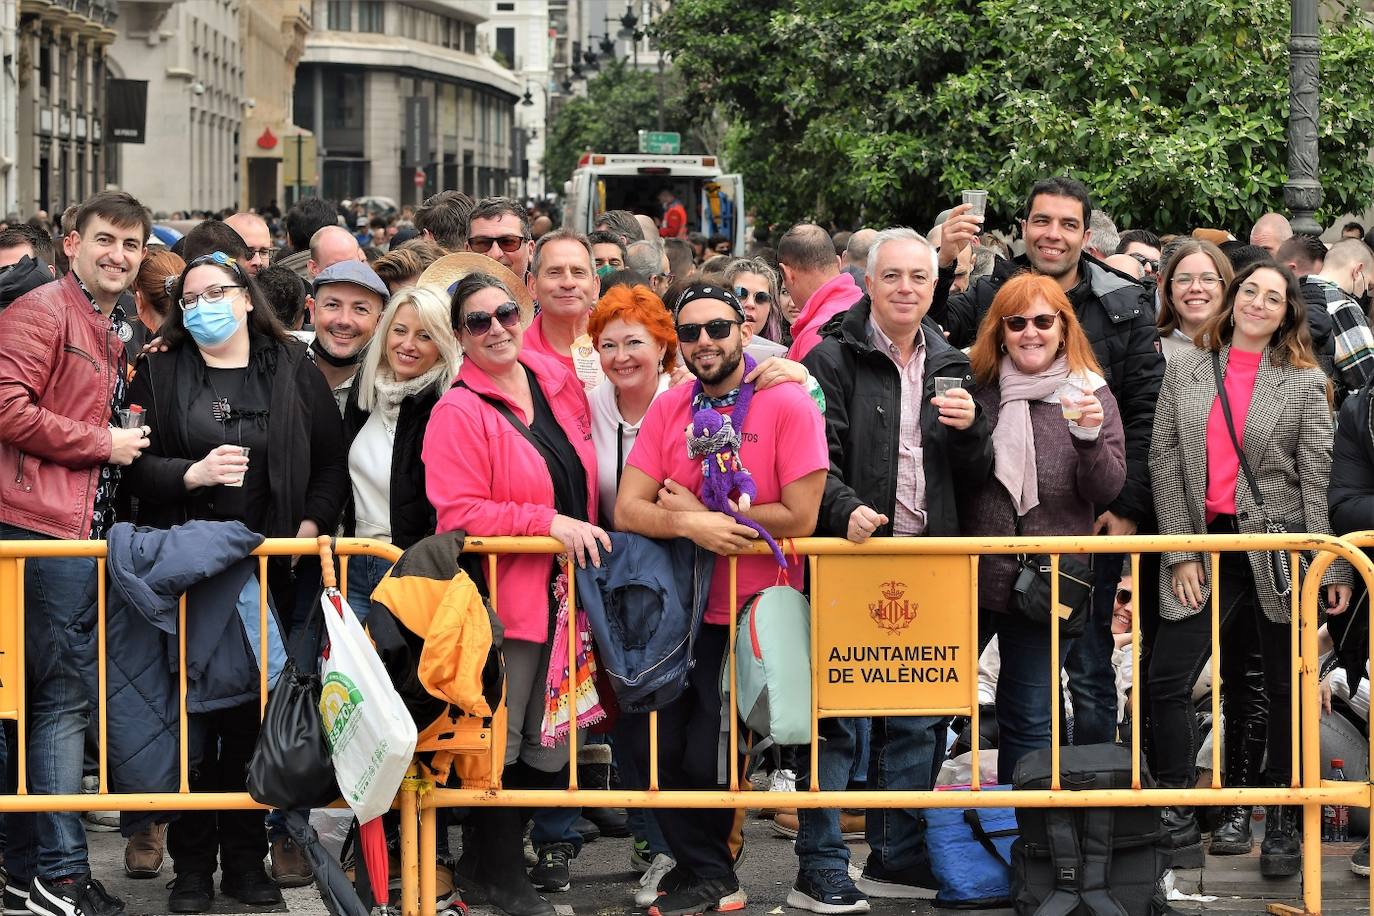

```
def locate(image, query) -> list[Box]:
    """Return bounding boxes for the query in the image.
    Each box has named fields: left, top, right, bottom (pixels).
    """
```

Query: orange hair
left=968, top=272, right=1103, bottom=384
left=588, top=284, right=678, bottom=373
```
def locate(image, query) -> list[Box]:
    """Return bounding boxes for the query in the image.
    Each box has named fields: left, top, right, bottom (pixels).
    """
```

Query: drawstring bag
left=926, top=786, right=1018, bottom=909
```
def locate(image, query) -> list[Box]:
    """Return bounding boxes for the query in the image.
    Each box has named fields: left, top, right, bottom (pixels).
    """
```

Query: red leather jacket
left=0, top=273, right=122, bottom=539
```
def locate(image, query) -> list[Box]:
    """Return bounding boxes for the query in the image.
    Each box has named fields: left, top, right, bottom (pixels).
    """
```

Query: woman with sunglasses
left=121, top=251, right=348, bottom=914
left=423, top=272, right=606, bottom=916
left=961, top=273, right=1126, bottom=781
left=723, top=257, right=789, bottom=360
left=1156, top=239, right=1234, bottom=361
left=1149, top=261, right=1351, bottom=876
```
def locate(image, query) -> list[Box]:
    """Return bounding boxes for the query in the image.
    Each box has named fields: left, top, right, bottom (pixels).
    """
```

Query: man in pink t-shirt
left=616, top=283, right=827, bottom=916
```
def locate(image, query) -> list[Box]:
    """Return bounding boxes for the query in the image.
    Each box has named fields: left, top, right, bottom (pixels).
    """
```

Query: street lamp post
left=1285, top=0, right=1322, bottom=235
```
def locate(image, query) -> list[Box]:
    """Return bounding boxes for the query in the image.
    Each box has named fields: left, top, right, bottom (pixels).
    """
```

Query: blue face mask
left=182, top=295, right=243, bottom=347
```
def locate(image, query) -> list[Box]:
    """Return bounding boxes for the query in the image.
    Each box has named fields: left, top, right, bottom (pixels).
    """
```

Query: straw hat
left=416, top=253, right=534, bottom=327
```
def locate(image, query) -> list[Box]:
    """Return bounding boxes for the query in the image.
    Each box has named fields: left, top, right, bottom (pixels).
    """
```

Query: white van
left=564, top=153, right=746, bottom=255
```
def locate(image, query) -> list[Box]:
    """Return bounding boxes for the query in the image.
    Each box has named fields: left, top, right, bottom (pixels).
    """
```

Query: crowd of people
left=0, top=174, right=1372, bottom=916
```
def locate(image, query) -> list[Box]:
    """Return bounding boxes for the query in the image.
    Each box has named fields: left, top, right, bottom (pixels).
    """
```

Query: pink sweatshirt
left=1205, top=348, right=1262, bottom=521
left=786, top=271, right=863, bottom=360
left=422, top=349, right=598, bottom=643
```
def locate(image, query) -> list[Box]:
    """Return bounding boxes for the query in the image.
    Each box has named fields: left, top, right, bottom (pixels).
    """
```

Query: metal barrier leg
left=401, top=782, right=420, bottom=916
left=1301, top=802, right=1321, bottom=915
left=420, top=804, right=437, bottom=916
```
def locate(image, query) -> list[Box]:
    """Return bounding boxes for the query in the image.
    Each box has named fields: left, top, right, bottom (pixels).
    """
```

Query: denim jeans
left=614, top=715, right=671, bottom=858
left=982, top=609, right=1073, bottom=783
left=795, top=714, right=946, bottom=873
left=0, top=522, right=97, bottom=882
left=343, top=554, right=393, bottom=624
left=1063, top=556, right=1120, bottom=745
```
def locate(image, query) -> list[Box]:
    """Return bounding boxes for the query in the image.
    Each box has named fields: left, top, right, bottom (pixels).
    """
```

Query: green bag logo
left=319, top=672, right=365, bottom=751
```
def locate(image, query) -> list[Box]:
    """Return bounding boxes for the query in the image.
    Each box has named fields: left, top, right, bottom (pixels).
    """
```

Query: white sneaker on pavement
left=635, top=854, right=678, bottom=907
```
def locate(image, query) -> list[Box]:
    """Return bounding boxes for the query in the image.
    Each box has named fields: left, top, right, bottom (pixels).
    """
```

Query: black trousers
left=621, top=624, right=733, bottom=881
left=1147, top=551, right=1292, bottom=787
left=169, top=700, right=265, bottom=876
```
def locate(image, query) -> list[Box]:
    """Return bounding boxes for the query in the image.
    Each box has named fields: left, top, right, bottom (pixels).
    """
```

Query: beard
left=686, top=336, right=744, bottom=387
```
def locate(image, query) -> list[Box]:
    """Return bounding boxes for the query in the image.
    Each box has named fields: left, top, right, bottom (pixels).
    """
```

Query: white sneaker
left=634, top=854, right=677, bottom=907
left=79, top=776, right=119, bottom=832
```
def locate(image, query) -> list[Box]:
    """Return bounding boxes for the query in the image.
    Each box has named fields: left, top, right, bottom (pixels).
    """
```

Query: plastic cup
left=962, top=189, right=988, bottom=221
left=934, top=377, right=964, bottom=399
left=115, top=406, right=144, bottom=429
left=1057, top=382, right=1084, bottom=421
left=225, top=445, right=250, bottom=488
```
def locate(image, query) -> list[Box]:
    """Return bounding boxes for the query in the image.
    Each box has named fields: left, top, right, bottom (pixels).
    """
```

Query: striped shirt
left=868, top=318, right=927, bottom=535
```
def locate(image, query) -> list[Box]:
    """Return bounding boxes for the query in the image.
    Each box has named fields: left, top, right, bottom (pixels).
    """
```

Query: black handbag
left=246, top=595, right=340, bottom=810
left=1211, top=352, right=1308, bottom=602
left=1010, top=516, right=1093, bottom=639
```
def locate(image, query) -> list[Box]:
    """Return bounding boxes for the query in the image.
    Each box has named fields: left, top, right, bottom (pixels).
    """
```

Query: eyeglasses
left=467, top=235, right=529, bottom=254
left=459, top=301, right=521, bottom=336
left=1002, top=313, right=1060, bottom=332
left=733, top=286, right=773, bottom=307
left=1128, top=253, right=1160, bottom=273
left=1237, top=283, right=1286, bottom=311
left=180, top=284, right=243, bottom=310
left=676, top=318, right=741, bottom=343
left=247, top=247, right=274, bottom=261
left=1115, top=588, right=1132, bottom=605
left=1171, top=272, right=1222, bottom=289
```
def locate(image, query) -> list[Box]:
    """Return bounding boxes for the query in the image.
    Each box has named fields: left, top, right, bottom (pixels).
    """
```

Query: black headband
left=673, top=282, right=745, bottom=321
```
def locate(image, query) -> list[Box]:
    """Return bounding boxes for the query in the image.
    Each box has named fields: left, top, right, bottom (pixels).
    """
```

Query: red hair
left=588, top=284, right=678, bottom=373
left=968, top=272, right=1102, bottom=384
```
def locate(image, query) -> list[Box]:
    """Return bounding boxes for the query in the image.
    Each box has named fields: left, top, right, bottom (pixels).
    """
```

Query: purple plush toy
left=685, top=355, right=786, bottom=567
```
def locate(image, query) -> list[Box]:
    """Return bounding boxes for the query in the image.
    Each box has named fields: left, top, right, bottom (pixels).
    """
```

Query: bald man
left=224, top=212, right=273, bottom=276
left=308, top=224, right=365, bottom=278
left=634, top=214, right=660, bottom=245
left=1249, top=212, right=1293, bottom=257
left=926, top=223, right=973, bottom=293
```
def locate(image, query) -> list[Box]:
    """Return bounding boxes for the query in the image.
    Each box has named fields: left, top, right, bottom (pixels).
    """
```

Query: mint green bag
left=723, top=585, right=812, bottom=753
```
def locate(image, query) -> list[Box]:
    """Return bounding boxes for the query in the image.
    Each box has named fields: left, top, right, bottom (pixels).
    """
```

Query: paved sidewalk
left=81, top=814, right=1371, bottom=916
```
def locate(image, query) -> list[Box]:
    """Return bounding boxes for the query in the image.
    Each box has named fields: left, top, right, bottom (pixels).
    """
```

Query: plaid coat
left=1149, top=344, right=1351, bottom=622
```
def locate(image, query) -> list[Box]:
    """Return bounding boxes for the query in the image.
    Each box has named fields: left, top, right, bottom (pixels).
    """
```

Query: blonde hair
left=356, top=284, right=461, bottom=411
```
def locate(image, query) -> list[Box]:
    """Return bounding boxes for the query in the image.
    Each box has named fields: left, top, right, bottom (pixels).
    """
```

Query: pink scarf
left=541, top=571, right=605, bottom=746
left=992, top=354, right=1071, bottom=516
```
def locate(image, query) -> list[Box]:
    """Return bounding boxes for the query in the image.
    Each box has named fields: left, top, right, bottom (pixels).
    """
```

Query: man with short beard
left=931, top=176, right=1164, bottom=760
left=616, top=283, right=827, bottom=916
left=308, top=260, right=389, bottom=412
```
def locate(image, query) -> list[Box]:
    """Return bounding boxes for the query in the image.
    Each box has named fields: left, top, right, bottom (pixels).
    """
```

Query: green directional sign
left=638, top=130, right=681, bottom=154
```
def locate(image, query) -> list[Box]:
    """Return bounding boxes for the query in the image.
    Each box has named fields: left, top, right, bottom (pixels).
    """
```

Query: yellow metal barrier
left=4, top=533, right=1373, bottom=916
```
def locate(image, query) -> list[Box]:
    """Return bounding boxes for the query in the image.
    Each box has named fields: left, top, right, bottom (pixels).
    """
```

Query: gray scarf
left=372, top=365, right=448, bottom=432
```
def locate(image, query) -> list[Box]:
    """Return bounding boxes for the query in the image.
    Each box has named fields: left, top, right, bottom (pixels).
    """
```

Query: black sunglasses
left=1002, top=314, right=1060, bottom=332
left=467, top=235, right=529, bottom=254
left=733, top=287, right=773, bottom=307
left=676, top=318, right=741, bottom=343
left=1116, top=588, right=1132, bottom=605
left=460, top=301, right=521, bottom=336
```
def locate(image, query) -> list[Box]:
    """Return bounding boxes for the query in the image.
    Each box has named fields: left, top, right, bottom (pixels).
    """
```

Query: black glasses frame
left=675, top=318, right=742, bottom=343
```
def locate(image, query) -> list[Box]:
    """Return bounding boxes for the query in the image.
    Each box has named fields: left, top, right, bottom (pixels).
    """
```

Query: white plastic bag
left=318, top=592, right=417, bottom=824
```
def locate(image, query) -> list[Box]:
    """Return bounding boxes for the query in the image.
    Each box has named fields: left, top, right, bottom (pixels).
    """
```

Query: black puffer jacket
left=930, top=253, right=1164, bottom=525
left=1328, top=380, right=1374, bottom=536
left=341, top=376, right=445, bottom=550
left=802, top=297, right=993, bottom=538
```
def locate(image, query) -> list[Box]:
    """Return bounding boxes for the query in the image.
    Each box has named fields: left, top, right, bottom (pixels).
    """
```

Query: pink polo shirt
left=626, top=380, right=828, bottom=624
left=1205, top=348, right=1263, bottom=521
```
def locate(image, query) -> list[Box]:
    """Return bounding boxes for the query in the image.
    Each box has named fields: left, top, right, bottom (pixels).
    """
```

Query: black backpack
left=1010, top=743, right=1175, bottom=916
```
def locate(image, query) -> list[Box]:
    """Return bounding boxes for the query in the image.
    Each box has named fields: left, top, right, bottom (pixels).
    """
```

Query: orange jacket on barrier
left=366, top=532, right=507, bottom=789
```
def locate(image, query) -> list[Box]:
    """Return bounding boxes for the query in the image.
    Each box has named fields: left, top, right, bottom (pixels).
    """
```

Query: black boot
left=1208, top=805, right=1253, bottom=855
left=1161, top=803, right=1204, bottom=868
left=1260, top=805, right=1301, bottom=878
left=465, top=807, right=555, bottom=916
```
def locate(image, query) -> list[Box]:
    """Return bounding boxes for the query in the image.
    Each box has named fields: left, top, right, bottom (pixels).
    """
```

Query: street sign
left=638, top=130, right=681, bottom=154
left=413, top=168, right=426, bottom=188
left=282, top=133, right=317, bottom=185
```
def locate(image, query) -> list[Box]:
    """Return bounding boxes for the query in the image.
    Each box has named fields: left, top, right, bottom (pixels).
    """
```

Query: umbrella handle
left=318, top=535, right=338, bottom=588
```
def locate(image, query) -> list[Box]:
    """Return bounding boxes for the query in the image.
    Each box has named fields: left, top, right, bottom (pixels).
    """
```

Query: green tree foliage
left=543, top=60, right=704, bottom=191
left=655, top=0, right=1374, bottom=234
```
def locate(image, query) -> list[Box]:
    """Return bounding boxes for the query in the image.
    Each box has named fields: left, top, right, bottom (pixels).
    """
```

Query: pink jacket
left=422, top=349, right=598, bottom=643
left=786, top=271, right=863, bottom=361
